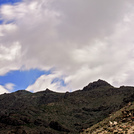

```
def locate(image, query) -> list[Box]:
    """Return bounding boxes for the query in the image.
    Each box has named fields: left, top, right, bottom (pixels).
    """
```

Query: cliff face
left=0, top=80, right=134, bottom=134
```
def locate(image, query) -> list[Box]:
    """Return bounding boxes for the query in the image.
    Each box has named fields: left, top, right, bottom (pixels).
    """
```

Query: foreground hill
left=0, top=80, right=134, bottom=133
left=81, top=101, right=134, bottom=134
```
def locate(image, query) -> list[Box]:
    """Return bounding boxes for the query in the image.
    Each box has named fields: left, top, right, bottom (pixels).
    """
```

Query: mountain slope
left=81, top=102, right=134, bottom=134
left=0, top=80, right=134, bottom=133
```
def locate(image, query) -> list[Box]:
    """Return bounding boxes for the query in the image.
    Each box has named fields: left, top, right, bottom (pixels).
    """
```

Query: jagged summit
left=45, top=88, right=52, bottom=92
left=42, top=88, right=57, bottom=94
left=83, top=79, right=112, bottom=91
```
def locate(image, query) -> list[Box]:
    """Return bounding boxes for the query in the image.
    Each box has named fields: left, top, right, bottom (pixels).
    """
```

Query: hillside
left=81, top=102, right=134, bottom=134
left=0, top=79, right=134, bottom=133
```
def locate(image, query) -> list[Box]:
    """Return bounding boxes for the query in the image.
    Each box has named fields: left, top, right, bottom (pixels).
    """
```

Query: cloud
left=0, top=85, right=9, bottom=94
left=26, top=71, right=69, bottom=93
left=4, top=83, right=15, bottom=91
left=0, top=41, right=21, bottom=75
left=0, top=0, right=134, bottom=92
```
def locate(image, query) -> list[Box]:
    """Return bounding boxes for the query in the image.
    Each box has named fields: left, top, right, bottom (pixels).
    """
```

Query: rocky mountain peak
left=83, top=79, right=112, bottom=91
left=44, top=88, right=54, bottom=93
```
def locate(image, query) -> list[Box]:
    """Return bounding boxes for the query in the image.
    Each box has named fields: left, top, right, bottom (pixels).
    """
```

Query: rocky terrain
left=0, top=79, right=134, bottom=133
left=81, top=102, right=134, bottom=134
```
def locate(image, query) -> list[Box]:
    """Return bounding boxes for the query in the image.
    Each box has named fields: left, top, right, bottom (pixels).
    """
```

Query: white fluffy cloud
left=4, top=83, right=15, bottom=91
left=0, top=85, right=9, bottom=94
left=26, top=71, right=69, bottom=93
left=1, top=0, right=134, bottom=92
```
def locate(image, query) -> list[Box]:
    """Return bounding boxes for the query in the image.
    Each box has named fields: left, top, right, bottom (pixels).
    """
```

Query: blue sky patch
left=0, top=69, right=51, bottom=92
left=0, top=20, right=4, bottom=24
left=0, top=0, right=22, bottom=24
left=0, top=20, right=15, bottom=25
left=0, top=0, right=22, bottom=5
left=51, top=77, right=66, bottom=87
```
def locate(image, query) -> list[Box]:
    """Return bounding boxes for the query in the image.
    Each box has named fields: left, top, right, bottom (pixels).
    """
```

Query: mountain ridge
left=6, top=79, right=112, bottom=94
left=0, top=79, right=134, bottom=134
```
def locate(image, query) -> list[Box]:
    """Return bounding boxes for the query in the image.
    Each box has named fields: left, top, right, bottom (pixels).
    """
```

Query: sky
left=0, top=0, right=134, bottom=94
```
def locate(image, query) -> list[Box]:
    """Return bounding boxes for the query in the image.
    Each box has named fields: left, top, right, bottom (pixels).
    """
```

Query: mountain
left=0, top=79, right=134, bottom=134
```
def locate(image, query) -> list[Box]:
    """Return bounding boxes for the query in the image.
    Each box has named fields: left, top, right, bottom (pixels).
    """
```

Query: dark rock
left=0, top=115, right=23, bottom=126
left=34, top=119, right=48, bottom=127
left=64, top=92, right=70, bottom=99
left=20, top=116, right=30, bottom=124
left=49, top=121, right=70, bottom=132
left=74, top=123, right=81, bottom=126
left=123, top=94, right=134, bottom=103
